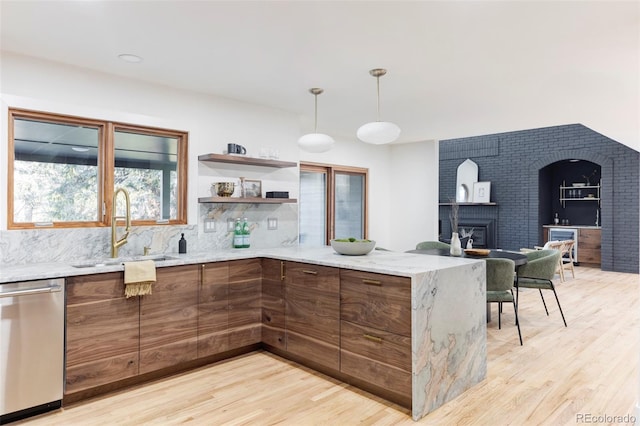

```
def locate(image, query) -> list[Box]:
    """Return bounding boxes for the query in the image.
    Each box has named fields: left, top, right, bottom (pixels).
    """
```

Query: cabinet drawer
left=285, top=262, right=340, bottom=346
left=228, top=259, right=262, bottom=350
left=286, top=262, right=340, bottom=292
left=66, top=351, right=139, bottom=393
left=340, top=349, right=411, bottom=398
left=340, top=270, right=411, bottom=337
left=286, top=330, right=340, bottom=371
left=66, top=298, right=139, bottom=366
left=67, top=272, right=125, bottom=304
left=340, top=321, right=411, bottom=371
left=286, top=284, right=340, bottom=345
left=229, top=259, right=262, bottom=329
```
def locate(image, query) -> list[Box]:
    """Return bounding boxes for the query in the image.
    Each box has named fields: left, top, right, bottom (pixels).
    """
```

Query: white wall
left=388, top=141, right=439, bottom=251
left=0, top=52, right=439, bottom=252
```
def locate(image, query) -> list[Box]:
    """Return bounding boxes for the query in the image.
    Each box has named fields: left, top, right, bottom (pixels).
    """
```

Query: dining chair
left=415, top=241, right=450, bottom=250
left=516, top=249, right=567, bottom=327
left=485, top=258, right=522, bottom=345
left=559, top=240, right=576, bottom=280
left=531, top=240, right=565, bottom=281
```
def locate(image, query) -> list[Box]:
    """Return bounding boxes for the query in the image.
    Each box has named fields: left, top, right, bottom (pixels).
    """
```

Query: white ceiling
left=1, top=1, right=638, bottom=148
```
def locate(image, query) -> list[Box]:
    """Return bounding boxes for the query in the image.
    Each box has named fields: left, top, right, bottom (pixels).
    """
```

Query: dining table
left=406, top=248, right=528, bottom=322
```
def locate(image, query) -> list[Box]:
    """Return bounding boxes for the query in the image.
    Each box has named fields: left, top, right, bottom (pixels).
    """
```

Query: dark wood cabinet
left=340, top=270, right=411, bottom=336
left=261, top=258, right=286, bottom=350
left=139, top=264, right=199, bottom=374
left=65, top=258, right=415, bottom=407
left=228, top=258, right=262, bottom=350
left=340, top=269, right=412, bottom=398
left=65, top=272, right=139, bottom=394
left=284, top=261, right=340, bottom=370
left=578, top=228, right=601, bottom=265
left=198, top=262, right=230, bottom=357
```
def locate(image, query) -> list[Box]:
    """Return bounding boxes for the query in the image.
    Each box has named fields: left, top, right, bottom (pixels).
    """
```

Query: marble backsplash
left=0, top=203, right=298, bottom=265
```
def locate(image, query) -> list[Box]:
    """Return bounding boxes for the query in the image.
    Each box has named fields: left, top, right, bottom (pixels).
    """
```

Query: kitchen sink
left=71, top=255, right=178, bottom=268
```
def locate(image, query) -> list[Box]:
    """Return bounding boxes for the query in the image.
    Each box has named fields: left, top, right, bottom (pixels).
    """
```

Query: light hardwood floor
left=17, top=267, right=638, bottom=425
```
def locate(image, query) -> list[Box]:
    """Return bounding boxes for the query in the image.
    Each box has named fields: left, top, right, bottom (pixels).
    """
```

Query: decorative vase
left=450, top=232, right=462, bottom=256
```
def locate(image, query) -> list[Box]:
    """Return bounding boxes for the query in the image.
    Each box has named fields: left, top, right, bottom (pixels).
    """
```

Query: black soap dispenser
left=179, top=233, right=187, bottom=254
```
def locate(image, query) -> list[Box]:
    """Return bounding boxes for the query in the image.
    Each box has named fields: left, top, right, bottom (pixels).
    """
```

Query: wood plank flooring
left=16, top=267, right=638, bottom=425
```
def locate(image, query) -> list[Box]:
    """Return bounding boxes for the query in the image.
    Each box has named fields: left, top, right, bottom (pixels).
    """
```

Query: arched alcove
left=529, top=151, right=613, bottom=270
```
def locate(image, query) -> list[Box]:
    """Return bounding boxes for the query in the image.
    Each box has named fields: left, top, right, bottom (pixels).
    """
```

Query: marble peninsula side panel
left=411, top=260, right=486, bottom=420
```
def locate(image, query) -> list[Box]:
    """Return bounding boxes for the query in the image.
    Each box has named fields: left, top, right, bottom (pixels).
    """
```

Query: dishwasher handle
left=0, top=284, right=63, bottom=298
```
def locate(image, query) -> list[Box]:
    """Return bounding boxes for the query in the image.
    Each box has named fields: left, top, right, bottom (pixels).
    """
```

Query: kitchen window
left=8, top=109, right=188, bottom=229
left=299, top=162, right=368, bottom=245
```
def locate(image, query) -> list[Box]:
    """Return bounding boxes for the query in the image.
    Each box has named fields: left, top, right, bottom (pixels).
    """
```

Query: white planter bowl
left=330, top=239, right=376, bottom=256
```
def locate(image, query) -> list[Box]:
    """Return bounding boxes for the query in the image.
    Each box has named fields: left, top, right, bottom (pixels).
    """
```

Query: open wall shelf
left=198, top=197, right=296, bottom=204
left=198, top=153, right=297, bottom=168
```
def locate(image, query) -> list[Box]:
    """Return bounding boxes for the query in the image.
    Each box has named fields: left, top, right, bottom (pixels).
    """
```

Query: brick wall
left=439, top=124, right=639, bottom=273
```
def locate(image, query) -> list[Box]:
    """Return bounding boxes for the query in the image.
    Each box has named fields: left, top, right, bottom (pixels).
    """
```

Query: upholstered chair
left=415, top=241, right=451, bottom=250
left=486, top=258, right=522, bottom=345
left=516, top=249, right=567, bottom=327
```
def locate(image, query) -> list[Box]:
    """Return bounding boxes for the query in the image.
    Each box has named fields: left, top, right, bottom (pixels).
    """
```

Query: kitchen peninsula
left=0, top=247, right=486, bottom=421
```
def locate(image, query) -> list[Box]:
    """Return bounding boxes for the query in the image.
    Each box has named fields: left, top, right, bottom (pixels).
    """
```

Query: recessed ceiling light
left=569, top=159, right=581, bottom=162
left=71, top=146, right=90, bottom=152
left=118, top=54, right=143, bottom=63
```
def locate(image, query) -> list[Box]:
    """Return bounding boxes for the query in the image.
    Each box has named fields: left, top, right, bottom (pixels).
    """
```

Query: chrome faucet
left=111, top=188, right=131, bottom=258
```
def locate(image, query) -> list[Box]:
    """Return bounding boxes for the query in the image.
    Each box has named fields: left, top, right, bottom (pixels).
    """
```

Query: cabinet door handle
left=362, top=279, right=381, bottom=286
left=302, top=269, right=318, bottom=275
left=280, top=261, right=285, bottom=281
left=363, top=334, right=383, bottom=343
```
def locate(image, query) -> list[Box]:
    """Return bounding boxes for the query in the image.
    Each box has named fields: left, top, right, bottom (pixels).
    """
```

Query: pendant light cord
left=314, top=93, right=318, bottom=133
left=376, top=75, right=381, bottom=122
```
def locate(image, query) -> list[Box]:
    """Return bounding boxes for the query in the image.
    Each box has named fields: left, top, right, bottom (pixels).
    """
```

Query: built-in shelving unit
left=560, top=180, right=600, bottom=207
left=198, top=153, right=297, bottom=204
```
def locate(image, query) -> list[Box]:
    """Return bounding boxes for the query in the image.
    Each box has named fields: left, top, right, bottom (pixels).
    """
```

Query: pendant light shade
left=298, top=88, right=334, bottom=153
left=357, top=68, right=401, bottom=145
left=357, top=121, right=401, bottom=145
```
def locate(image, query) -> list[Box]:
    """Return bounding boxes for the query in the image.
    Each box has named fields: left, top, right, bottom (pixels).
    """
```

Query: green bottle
left=233, top=218, right=243, bottom=248
left=242, top=217, right=250, bottom=248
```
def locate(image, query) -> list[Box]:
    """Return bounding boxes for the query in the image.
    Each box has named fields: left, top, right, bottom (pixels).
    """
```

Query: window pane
left=335, top=173, right=364, bottom=239
left=13, top=118, right=99, bottom=223
left=114, top=130, right=178, bottom=221
left=299, top=171, right=326, bottom=245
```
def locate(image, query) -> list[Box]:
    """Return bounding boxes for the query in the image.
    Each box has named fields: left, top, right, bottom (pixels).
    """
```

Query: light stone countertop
left=0, top=246, right=481, bottom=284
left=0, top=245, right=487, bottom=421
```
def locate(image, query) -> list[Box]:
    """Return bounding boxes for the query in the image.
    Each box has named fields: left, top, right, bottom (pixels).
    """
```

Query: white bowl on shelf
left=330, top=239, right=376, bottom=255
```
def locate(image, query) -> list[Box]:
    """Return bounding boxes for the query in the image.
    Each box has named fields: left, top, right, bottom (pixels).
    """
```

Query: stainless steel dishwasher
left=1, top=278, right=64, bottom=424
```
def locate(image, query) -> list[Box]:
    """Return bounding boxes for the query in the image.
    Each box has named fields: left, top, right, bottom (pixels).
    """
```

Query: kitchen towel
left=124, top=260, right=156, bottom=298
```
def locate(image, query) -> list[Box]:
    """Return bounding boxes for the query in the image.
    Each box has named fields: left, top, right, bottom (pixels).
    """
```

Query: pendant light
left=357, top=68, right=401, bottom=145
left=298, top=88, right=335, bottom=153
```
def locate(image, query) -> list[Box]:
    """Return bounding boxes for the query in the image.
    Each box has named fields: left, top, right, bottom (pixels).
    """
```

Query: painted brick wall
left=439, top=124, right=639, bottom=273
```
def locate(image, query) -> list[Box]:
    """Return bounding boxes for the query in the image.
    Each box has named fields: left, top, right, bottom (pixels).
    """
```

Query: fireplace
left=457, top=219, right=496, bottom=249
